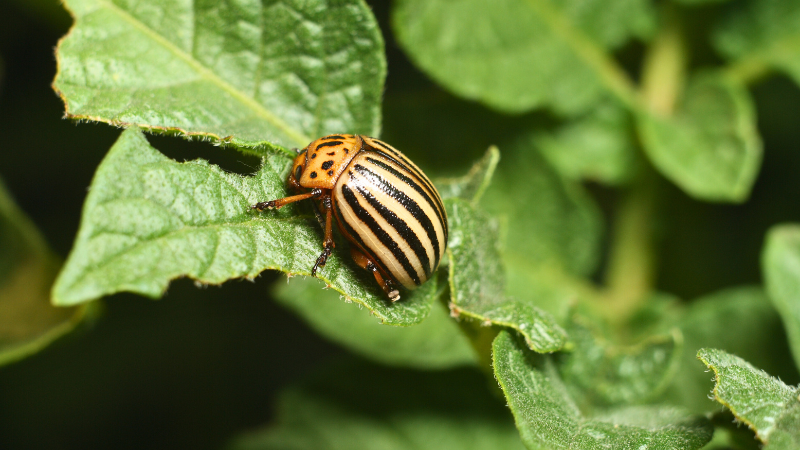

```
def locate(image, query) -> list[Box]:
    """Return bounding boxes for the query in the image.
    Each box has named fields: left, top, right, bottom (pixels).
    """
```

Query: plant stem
left=603, top=6, right=686, bottom=324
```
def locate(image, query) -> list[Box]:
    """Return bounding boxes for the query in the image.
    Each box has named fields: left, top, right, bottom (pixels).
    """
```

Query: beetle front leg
left=311, top=194, right=335, bottom=276
left=251, top=188, right=322, bottom=211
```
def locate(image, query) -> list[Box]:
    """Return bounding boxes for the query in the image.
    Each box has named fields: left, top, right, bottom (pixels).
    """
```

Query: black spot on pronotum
left=310, top=171, right=318, bottom=179
left=323, top=135, right=345, bottom=140
left=294, top=165, right=303, bottom=180
left=327, top=151, right=336, bottom=156
left=327, top=170, right=334, bottom=176
left=311, top=153, right=317, bottom=159
left=321, top=160, right=334, bottom=170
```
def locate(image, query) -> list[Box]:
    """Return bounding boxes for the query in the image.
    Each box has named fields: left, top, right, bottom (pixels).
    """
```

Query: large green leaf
left=656, top=286, right=793, bottom=414
left=392, top=0, right=651, bottom=114
left=52, top=128, right=436, bottom=325
left=0, top=179, right=97, bottom=366
left=53, top=0, right=386, bottom=150
left=637, top=72, right=762, bottom=203
left=273, top=275, right=476, bottom=369
left=493, top=331, right=713, bottom=450
left=447, top=199, right=566, bottom=353
left=699, top=348, right=800, bottom=449
left=227, top=360, right=526, bottom=450
left=713, top=0, right=800, bottom=86
left=763, top=224, right=800, bottom=371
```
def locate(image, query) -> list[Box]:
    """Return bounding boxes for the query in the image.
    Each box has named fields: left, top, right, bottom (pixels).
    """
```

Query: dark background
left=1, top=0, right=800, bottom=448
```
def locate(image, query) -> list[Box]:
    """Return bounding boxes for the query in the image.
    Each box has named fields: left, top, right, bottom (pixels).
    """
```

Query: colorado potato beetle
left=252, top=135, right=448, bottom=302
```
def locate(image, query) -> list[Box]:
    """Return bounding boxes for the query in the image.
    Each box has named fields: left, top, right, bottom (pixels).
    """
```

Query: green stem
left=603, top=172, right=657, bottom=324
left=602, top=6, right=686, bottom=324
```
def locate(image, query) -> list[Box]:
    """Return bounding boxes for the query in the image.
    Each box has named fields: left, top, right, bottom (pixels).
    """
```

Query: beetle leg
left=350, top=247, right=401, bottom=302
left=311, top=194, right=335, bottom=276
left=251, top=188, right=322, bottom=211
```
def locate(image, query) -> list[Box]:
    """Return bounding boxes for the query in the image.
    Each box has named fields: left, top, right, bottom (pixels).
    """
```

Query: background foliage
left=1, top=0, right=800, bottom=449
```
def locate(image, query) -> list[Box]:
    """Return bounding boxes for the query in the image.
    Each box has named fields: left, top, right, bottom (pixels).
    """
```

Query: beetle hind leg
left=350, top=247, right=400, bottom=302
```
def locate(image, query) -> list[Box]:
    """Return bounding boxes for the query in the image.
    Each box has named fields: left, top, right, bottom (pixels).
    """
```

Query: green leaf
left=227, top=360, right=526, bottom=450
left=447, top=199, right=567, bottom=353
left=493, top=331, right=714, bottom=450
left=53, top=0, right=386, bottom=150
left=659, top=286, right=793, bottom=414
left=483, top=139, right=602, bottom=320
left=637, top=72, right=762, bottom=202
left=714, top=0, right=800, bottom=86
left=272, top=275, right=477, bottom=369
left=698, top=348, right=800, bottom=449
left=436, top=146, right=500, bottom=205
left=53, top=128, right=434, bottom=325
left=536, top=100, right=640, bottom=185
left=0, top=178, right=97, bottom=366
left=557, top=318, right=681, bottom=408
left=763, top=224, right=800, bottom=371
left=391, top=0, right=650, bottom=114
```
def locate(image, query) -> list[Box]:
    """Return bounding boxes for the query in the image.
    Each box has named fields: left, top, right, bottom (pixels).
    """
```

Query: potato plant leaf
left=536, top=100, right=640, bottom=186
left=52, top=128, right=435, bottom=325
left=714, top=0, right=800, bottom=86
left=0, top=178, right=97, bottom=366
left=698, top=348, right=800, bottom=449
left=557, top=318, right=681, bottom=408
left=763, top=224, right=800, bottom=371
left=272, top=275, right=477, bottom=369
left=447, top=199, right=567, bottom=353
left=392, top=0, right=652, bottom=115
left=53, top=0, right=386, bottom=150
left=662, top=286, right=793, bottom=414
left=227, top=360, right=526, bottom=450
left=493, top=331, right=713, bottom=450
left=637, top=72, right=762, bottom=202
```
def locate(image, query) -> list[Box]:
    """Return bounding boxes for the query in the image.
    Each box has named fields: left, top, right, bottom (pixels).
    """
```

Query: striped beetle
left=252, top=135, right=448, bottom=302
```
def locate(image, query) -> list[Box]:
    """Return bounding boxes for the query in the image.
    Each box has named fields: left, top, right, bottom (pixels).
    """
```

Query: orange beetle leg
left=350, top=247, right=400, bottom=302
left=251, top=188, right=322, bottom=211
left=311, top=194, right=335, bottom=277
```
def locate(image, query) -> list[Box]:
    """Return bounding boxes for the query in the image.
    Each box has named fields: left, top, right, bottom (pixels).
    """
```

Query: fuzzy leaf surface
left=662, top=286, right=795, bottom=414
left=763, top=224, right=800, bottom=371
left=0, top=179, right=96, bottom=365
left=273, top=275, right=476, bottom=369
left=392, top=0, right=652, bottom=114
left=557, top=319, right=681, bottom=408
left=638, top=72, right=761, bottom=202
left=714, top=0, right=800, bottom=86
left=53, top=128, right=435, bottom=325
left=227, top=360, right=525, bottom=450
left=447, top=199, right=566, bottom=353
left=493, top=331, right=713, bottom=450
left=54, top=0, right=385, bottom=150
left=699, top=348, right=800, bottom=449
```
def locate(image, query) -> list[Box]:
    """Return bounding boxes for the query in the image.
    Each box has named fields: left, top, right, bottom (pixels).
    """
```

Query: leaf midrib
left=98, top=0, right=311, bottom=147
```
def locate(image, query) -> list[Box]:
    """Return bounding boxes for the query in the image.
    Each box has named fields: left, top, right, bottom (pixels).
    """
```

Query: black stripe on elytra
left=354, top=164, right=438, bottom=272
left=316, top=141, right=343, bottom=151
left=341, top=184, right=421, bottom=285
left=365, top=157, right=447, bottom=249
left=333, top=203, right=394, bottom=278
left=363, top=139, right=446, bottom=227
